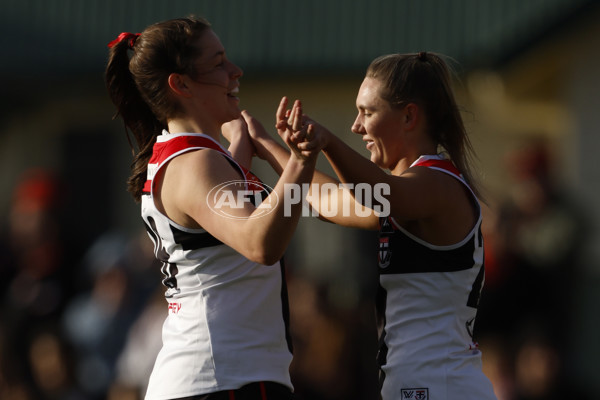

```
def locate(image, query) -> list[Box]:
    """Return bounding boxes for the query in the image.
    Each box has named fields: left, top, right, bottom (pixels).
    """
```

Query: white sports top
left=141, top=132, right=292, bottom=400
left=377, top=155, right=496, bottom=400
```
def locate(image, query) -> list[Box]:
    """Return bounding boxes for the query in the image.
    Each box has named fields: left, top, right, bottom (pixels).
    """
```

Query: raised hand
left=237, top=110, right=274, bottom=160
left=276, top=97, right=329, bottom=161
left=222, top=115, right=255, bottom=168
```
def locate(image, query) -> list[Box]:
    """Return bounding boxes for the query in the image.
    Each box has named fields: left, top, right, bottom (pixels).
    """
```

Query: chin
left=370, top=154, right=382, bottom=166
left=221, top=110, right=241, bottom=124
left=229, top=108, right=242, bottom=120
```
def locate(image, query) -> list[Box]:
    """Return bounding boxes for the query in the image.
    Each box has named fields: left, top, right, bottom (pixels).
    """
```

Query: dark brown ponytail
left=105, top=17, right=211, bottom=201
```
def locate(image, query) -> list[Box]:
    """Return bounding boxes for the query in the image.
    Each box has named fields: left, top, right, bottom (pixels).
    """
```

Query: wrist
left=321, top=129, right=335, bottom=153
left=288, top=151, right=317, bottom=169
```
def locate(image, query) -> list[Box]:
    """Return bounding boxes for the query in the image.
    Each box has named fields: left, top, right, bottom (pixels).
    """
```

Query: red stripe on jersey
left=412, top=158, right=462, bottom=179
left=142, top=135, right=261, bottom=194
left=259, top=382, right=267, bottom=400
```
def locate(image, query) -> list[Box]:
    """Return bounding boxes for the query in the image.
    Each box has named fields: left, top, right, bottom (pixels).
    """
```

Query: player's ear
left=403, top=103, right=419, bottom=130
left=168, top=73, right=193, bottom=98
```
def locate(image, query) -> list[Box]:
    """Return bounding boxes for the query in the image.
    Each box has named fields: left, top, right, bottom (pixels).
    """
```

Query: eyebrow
left=210, top=50, right=225, bottom=60
left=199, top=49, right=224, bottom=64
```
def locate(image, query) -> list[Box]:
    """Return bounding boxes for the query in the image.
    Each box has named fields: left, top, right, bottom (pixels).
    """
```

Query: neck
left=167, top=118, right=220, bottom=141
left=390, top=142, right=438, bottom=176
left=390, top=157, right=415, bottom=176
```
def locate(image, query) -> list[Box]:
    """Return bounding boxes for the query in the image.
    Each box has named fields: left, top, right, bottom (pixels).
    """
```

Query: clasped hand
left=221, top=96, right=329, bottom=163
left=276, top=97, right=326, bottom=161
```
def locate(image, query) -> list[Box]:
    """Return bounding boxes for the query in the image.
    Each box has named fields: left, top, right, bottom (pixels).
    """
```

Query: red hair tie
left=107, top=32, right=141, bottom=49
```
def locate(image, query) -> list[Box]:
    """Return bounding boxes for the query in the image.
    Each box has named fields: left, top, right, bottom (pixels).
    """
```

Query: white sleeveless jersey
left=377, top=155, right=496, bottom=400
left=141, top=132, right=292, bottom=400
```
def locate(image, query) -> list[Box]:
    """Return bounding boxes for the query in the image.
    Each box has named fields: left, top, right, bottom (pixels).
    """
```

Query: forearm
left=255, top=134, right=378, bottom=228
left=255, top=134, right=340, bottom=185
left=228, top=132, right=254, bottom=170
left=252, top=135, right=288, bottom=175
left=322, top=133, right=388, bottom=186
left=241, top=155, right=317, bottom=264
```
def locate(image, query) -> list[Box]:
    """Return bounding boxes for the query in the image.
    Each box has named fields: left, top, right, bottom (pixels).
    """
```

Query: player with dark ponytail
left=106, top=16, right=321, bottom=400
left=106, top=18, right=212, bottom=201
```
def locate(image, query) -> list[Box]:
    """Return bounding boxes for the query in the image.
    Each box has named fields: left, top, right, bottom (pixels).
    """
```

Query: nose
left=229, top=60, right=243, bottom=79
left=351, top=114, right=364, bottom=135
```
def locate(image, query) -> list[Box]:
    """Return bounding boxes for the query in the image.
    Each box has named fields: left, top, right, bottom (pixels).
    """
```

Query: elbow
left=235, top=228, right=289, bottom=266
left=246, top=247, right=283, bottom=266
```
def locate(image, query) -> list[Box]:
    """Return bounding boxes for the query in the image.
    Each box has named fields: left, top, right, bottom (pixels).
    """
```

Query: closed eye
left=357, top=106, right=372, bottom=117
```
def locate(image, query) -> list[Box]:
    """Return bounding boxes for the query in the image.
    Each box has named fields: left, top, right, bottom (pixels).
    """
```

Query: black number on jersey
left=145, top=217, right=180, bottom=297
left=467, top=265, right=485, bottom=309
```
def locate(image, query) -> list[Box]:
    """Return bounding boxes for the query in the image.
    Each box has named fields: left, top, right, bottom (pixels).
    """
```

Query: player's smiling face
left=186, top=29, right=244, bottom=125
left=351, top=77, right=406, bottom=170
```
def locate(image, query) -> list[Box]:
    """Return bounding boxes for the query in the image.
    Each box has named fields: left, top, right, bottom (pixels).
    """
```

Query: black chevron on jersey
left=170, top=225, right=224, bottom=250
left=378, top=216, right=478, bottom=274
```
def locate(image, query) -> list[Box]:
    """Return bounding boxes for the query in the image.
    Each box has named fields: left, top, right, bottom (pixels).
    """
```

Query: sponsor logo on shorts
left=401, top=388, right=429, bottom=400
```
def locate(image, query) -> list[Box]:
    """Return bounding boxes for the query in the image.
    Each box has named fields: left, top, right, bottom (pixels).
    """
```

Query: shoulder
left=409, top=163, right=479, bottom=223
left=175, top=147, right=234, bottom=172
left=386, top=164, right=471, bottom=221
left=404, top=163, right=465, bottom=195
left=164, top=148, right=241, bottom=192
left=391, top=166, right=479, bottom=244
left=158, top=148, right=244, bottom=227
left=394, top=164, right=449, bottom=194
